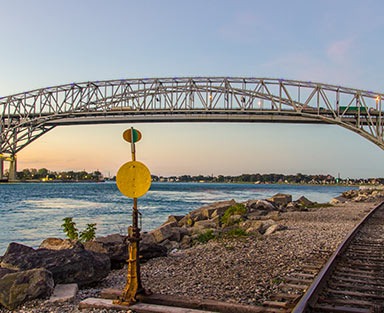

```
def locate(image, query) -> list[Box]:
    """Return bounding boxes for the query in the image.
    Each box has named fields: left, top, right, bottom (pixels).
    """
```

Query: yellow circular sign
left=116, top=161, right=151, bottom=198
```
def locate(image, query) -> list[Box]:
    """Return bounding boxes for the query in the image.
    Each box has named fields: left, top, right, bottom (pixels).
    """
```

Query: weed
left=79, top=223, right=97, bottom=242
left=224, top=227, right=248, bottom=238
left=62, top=217, right=79, bottom=240
left=196, top=229, right=215, bottom=243
left=62, top=217, right=97, bottom=242
left=221, top=203, right=247, bottom=226
left=307, top=203, right=333, bottom=209
left=271, top=277, right=284, bottom=285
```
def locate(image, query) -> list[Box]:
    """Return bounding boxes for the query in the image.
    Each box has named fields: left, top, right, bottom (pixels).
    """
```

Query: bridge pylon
left=0, top=157, right=3, bottom=181
left=8, top=155, right=17, bottom=181
left=0, top=154, right=17, bottom=182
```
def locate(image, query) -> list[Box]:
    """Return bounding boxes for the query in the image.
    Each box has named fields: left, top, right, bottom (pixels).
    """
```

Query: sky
left=1, top=0, right=384, bottom=179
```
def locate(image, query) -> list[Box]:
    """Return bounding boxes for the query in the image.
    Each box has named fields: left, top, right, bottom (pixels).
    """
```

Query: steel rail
left=292, top=201, right=384, bottom=312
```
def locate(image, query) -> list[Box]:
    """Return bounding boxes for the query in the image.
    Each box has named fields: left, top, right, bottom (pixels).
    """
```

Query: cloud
left=261, top=53, right=327, bottom=80
left=218, top=11, right=264, bottom=44
left=326, top=38, right=354, bottom=63
left=257, top=34, right=359, bottom=86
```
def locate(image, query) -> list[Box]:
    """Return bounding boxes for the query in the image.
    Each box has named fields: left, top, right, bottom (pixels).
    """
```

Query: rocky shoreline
left=1, top=187, right=383, bottom=312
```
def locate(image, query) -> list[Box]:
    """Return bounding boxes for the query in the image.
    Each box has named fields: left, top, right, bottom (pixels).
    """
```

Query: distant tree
left=22, top=169, right=32, bottom=180
left=179, top=175, right=192, bottom=182
left=78, top=171, right=88, bottom=180
left=92, top=171, right=103, bottom=180
left=37, top=168, right=49, bottom=178
left=216, top=175, right=225, bottom=182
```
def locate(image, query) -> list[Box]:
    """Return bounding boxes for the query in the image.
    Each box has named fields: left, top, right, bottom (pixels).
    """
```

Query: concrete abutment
left=8, top=156, right=17, bottom=181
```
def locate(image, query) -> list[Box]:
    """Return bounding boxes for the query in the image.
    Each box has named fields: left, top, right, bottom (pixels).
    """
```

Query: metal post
left=130, top=126, right=141, bottom=292
left=133, top=197, right=143, bottom=291
left=131, top=127, right=136, bottom=162
left=114, top=128, right=144, bottom=305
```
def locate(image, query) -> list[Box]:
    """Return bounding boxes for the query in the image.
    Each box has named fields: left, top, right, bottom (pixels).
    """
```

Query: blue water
left=0, top=182, right=354, bottom=255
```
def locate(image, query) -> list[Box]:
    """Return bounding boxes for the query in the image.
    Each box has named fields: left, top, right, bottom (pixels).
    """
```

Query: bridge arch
left=1, top=77, right=383, bottom=179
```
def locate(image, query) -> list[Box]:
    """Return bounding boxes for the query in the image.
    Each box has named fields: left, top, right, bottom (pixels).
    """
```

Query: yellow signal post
left=114, top=127, right=151, bottom=306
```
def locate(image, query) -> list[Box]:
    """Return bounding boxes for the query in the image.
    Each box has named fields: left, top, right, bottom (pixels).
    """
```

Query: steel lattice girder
left=0, top=77, right=383, bottom=154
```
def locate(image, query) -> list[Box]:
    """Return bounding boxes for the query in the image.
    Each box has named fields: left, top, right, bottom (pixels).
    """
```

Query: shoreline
left=1, top=195, right=381, bottom=312
left=1, top=179, right=380, bottom=188
left=0, top=183, right=358, bottom=255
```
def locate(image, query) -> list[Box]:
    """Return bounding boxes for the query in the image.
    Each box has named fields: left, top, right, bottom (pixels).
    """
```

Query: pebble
left=0, top=200, right=375, bottom=312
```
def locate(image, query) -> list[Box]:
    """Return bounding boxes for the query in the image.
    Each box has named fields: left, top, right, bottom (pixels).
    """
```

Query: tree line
left=11, top=168, right=384, bottom=185
left=152, top=173, right=384, bottom=185
left=15, top=168, right=104, bottom=181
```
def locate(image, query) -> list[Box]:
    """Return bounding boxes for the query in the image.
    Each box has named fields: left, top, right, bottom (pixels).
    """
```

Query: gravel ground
left=0, top=200, right=378, bottom=313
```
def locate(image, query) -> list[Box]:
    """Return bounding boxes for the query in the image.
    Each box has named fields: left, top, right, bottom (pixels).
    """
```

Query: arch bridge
left=1, top=77, right=383, bottom=180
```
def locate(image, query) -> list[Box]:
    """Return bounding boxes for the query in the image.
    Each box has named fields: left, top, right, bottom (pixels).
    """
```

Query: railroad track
left=82, top=202, right=384, bottom=313
left=292, top=201, right=384, bottom=313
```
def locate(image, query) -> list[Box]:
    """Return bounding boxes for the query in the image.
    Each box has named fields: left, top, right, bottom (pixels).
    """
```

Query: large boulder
left=162, top=215, right=184, bottom=225
left=200, top=199, right=237, bottom=219
left=3, top=242, right=35, bottom=257
left=193, top=218, right=219, bottom=233
left=240, top=220, right=264, bottom=234
left=296, top=196, right=314, bottom=207
left=267, top=193, right=292, bottom=208
left=0, top=268, right=16, bottom=279
left=139, top=242, right=167, bottom=262
left=1, top=243, right=110, bottom=286
left=246, top=199, right=277, bottom=215
left=264, top=224, right=287, bottom=235
left=330, top=196, right=348, bottom=204
left=84, top=234, right=128, bottom=269
left=149, top=222, right=177, bottom=243
left=179, top=200, right=237, bottom=227
left=0, top=268, right=54, bottom=310
left=39, top=238, right=84, bottom=250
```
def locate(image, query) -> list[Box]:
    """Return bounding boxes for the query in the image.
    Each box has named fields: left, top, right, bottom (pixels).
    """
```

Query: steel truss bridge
left=1, top=77, right=383, bottom=180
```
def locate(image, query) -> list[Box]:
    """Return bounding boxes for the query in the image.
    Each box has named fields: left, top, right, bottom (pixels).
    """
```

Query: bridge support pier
left=0, top=158, right=3, bottom=180
left=8, top=156, right=17, bottom=181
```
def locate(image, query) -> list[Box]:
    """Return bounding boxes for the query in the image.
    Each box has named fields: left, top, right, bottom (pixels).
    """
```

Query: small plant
left=79, top=223, right=97, bottom=242
left=221, top=203, right=247, bottom=226
left=62, top=217, right=79, bottom=240
left=271, top=276, right=284, bottom=285
left=307, top=203, right=333, bottom=209
left=196, top=229, right=215, bottom=244
left=62, top=217, right=97, bottom=242
left=224, top=227, right=248, bottom=238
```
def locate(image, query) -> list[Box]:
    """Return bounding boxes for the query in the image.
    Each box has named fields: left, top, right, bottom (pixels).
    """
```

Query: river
left=0, top=182, right=355, bottom=255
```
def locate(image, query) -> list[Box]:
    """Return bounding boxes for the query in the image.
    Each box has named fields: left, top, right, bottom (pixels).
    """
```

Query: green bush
left=62, top=217, right=97, bottom=242
left=221, top=203, right=247, bottom=226
left=196, top=229, right=215, bottom=243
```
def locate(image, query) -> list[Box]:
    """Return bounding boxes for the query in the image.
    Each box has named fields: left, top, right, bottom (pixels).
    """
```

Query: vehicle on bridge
left=338, top=106, right=380, bottom=116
